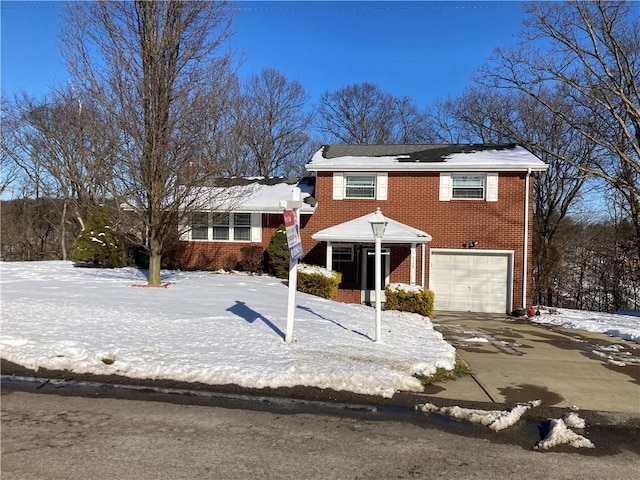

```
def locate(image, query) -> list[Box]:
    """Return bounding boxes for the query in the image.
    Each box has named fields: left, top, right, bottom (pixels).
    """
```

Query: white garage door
left=431, top=251, right=511, bottom=313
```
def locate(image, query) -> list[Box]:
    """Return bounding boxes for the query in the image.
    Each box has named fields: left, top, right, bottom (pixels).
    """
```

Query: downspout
left=522, top=168, right=532, bottom=310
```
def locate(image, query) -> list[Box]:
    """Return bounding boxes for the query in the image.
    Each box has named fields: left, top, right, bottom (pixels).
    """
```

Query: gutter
left=522, top=168, right=532, bottom=309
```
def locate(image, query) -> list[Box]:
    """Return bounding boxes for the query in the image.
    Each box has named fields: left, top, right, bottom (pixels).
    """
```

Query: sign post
left=281, top=188, right=302, bottom=343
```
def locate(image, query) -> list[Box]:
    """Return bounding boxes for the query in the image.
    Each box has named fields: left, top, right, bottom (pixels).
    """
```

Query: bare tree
left=478, top=0, right=640, bottom=243
left=424, top=85, right=592, bottom=306
left=61, top=1, right=236, bottom=285
left=238, top=67, right=312, bottom=177
left=2, top=88, right=118, bottom=259
left=315, top=82, right=429, bottom=144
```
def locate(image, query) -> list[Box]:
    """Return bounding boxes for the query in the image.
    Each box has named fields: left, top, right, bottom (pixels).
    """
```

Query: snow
left=419, top=401, right=596, bottom=450
left=307, top=145, right=548, bottom=172
left=535, top=415, right=595, bottom=450
left=388, top=283, right=424, bottom=293
left=297, top=263, right=337, bottom=279
left=0, top=261, right=456, bottom=398
left=417, top=400, right=542, bottom=432
left=531, top=307, right=640, bottom=344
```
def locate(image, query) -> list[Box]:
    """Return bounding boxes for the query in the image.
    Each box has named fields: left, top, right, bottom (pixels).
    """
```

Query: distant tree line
left=1, top=1, right=638, bottom=311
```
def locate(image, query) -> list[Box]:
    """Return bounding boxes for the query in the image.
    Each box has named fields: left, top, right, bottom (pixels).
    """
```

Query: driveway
left=425, top=312, right=640, bottom=415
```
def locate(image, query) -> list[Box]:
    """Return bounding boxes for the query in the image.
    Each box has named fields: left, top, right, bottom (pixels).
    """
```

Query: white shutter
left=376, top=173, right=388, bottom=200
left=486, top=173, right=499, bottom=202
left=439, top=173, right=451, bottom=201
left=250, top=213, right=262, bottom=243
left=333, top=173, right=344, bottom=200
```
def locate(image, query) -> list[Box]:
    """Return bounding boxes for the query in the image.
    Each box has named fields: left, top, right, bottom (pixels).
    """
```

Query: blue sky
left=1, top=1, right=527, bottom=108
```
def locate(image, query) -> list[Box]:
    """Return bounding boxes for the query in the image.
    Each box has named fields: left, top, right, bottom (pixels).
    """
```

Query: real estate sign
left=283, top=209, right=303, bottom=264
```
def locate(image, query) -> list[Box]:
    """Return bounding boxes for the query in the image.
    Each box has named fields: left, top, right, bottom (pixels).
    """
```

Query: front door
left=362, top=247, right=390, bottom=304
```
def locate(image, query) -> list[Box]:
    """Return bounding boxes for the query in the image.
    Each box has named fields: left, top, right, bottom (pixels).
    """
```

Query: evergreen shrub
left=70, top=205, right=125, bottom=268
left=264, top=224, right=290, bottom=278
left=385, top=283, right=435, bottom=318
left=297, top=264, right=342, bottom=300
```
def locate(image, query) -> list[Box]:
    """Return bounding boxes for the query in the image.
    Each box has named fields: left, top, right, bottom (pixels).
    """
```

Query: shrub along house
left=178, top=144, right=548, bottom=314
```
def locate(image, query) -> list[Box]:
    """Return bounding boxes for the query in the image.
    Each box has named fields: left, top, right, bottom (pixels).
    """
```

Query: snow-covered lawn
left=531, top=307, right=640, bottom=344
left=0, top=261, right=456, bottom=398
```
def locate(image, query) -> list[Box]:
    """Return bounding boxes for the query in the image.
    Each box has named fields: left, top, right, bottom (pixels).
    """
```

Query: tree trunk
left=148, top=235, right=162, bottom=286
left=60, top=200, right=68, bottom=261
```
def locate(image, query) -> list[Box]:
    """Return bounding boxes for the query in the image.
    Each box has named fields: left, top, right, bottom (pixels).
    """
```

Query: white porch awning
left=312, top=213, right=432, bottom=244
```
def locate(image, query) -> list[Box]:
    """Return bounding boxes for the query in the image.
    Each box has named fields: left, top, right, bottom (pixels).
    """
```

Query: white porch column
left=410, top=243, right=417, bottom=285
left=326, top=242, right=333, bottom=271
left=421, top=244, right=426, bottom=288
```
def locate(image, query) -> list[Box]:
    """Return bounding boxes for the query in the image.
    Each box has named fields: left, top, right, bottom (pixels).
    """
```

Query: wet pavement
left=427, top=312, right=640, bottom=415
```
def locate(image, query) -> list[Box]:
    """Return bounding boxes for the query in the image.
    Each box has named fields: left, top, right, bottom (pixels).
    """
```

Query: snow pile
left=535, top=413, right=594, bottom=450
left=297, top=263, right=338, bottom=279
left=388, top=283, right=424, bottom=293
left=531, top=307, right=640, bottom=344
left=463, top=337, right=490, bottom=343
left=417, top=400, right=541, bottom=432
left=0, top=261, right=456, bottom=398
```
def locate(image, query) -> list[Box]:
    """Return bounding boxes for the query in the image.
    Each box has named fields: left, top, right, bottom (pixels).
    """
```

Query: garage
left=430, top=250, right=513, bottom=314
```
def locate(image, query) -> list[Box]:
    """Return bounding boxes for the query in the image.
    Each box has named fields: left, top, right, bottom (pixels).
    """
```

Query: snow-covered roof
left=306, top=144, right=549, bottom=173
left=312, top=212, right=432, bottom=244
left=190, top=177, right=316, bottom=214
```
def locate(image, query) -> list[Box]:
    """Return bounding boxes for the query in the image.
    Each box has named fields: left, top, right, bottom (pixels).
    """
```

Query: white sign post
left=281, top=188, right=302, bottom=343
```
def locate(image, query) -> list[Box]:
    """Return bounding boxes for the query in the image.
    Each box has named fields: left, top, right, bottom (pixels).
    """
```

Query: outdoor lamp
left=368, top=208, right=387, bottom=341
left=369, top=207, right=388, bottom=239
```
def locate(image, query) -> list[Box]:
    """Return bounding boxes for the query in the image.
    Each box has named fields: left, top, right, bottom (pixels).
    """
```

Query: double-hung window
left=212, top=213, right=230, bottom=240
left=440, top=173, right=498, bottom=201
left=232, top=213, right=251, bottom=241
left=333, top=172, right=387, bottom=200
left=345, top=175, right=376, bottom=198
left=452, top=175, right=485, bottom=199
left=190, top=213, right=209, bottom=240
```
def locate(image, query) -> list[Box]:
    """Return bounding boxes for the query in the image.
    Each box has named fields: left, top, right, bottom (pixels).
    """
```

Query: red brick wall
left=176, top=170, right=535, bottom=310
left=300, top=171, right=532, bottom=310
left=176, top=213, right=284, bottom=270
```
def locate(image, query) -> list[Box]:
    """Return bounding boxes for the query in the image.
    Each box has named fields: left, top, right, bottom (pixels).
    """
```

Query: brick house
left=178, top=144, right=548, bottom=314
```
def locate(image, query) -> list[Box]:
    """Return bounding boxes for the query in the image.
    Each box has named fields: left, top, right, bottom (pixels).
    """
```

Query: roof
left=306, top=144, right=549, bottom=173
left=312, top=212, right=432, bottom=244
left=189, top=176, right=316, bottom=214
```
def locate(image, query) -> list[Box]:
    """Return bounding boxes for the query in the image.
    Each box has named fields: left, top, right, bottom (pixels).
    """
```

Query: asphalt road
left=2, top=389, right=639, bottom=480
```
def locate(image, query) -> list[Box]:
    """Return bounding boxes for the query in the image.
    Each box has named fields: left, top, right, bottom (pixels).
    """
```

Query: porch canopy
left=312, top=212, right=432, bottom=285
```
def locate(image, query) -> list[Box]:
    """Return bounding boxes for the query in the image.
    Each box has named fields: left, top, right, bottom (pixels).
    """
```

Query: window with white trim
left=332, top=245, right=354, bottom=262
left=333, top=172, right=387, bottom=200
left=345, top=175, right=376, bottom=198
left=439, top=173, right=498, bottom=202
left=190, top=213, right=209, bottom=240
left=452, top=175, right=485, bottom=199
left=232, top=213, right=251, bottom=241
left=190, top=212, right=257, bottom=242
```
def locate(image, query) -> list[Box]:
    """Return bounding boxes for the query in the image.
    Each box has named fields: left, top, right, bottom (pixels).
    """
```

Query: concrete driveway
left=425, top=312, right=640, bottom=415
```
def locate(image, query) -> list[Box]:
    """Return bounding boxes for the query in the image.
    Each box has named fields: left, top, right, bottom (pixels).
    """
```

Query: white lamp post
left=369, top=207, right=388, bottom=342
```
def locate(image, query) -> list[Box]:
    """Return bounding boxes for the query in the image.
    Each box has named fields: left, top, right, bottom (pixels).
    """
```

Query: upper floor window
left=452, top=175, right=485, bottom=199
left=345, top=175, right=376, bottom=198
left=440, top=173, right=498, bottom=202
left=333, top=172, right=388, bottom=200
